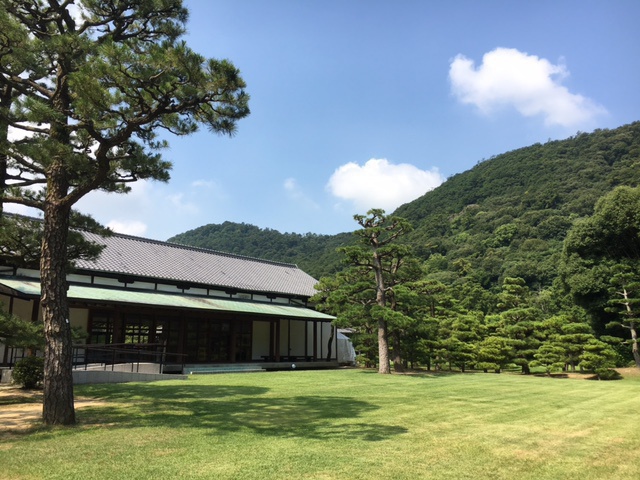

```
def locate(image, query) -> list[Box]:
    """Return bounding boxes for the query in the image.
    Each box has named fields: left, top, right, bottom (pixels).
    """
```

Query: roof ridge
left=7, top=213, right=304, bottom=270
left=95, top=231, right=301, bottom=269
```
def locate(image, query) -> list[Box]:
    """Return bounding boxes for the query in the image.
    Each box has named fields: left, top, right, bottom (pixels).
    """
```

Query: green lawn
left=1, top=369, right=639, bottom=479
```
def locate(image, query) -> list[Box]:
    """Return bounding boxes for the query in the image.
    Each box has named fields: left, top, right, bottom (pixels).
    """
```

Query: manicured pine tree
left=580, top=339, right=619, bottom=380
left=476, top=336, right=514, bottom=373
left=495, top=277, right=544, bottom=374
left=314, top=209, right=414, bottom=374
left=0, top=0, right=249, bottom=424
left=531, top=343, right=566, bottom=376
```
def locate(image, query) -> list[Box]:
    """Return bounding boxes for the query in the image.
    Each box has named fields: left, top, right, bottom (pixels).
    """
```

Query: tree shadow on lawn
left=77, top=383, right=407, bottom=442
left=356, top=369, right=466, bottom=378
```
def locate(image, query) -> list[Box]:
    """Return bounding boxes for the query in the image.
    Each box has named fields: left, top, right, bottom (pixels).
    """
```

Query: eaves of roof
left=0, top=278, right=334, bottom=321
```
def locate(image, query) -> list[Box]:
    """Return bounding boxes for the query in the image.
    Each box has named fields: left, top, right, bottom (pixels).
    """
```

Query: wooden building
left=0, top=231, right=338, bottom=373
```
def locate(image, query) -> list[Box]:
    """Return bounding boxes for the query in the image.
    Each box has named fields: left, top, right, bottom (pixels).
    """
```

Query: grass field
left=1, top=369, right=639, bottom=480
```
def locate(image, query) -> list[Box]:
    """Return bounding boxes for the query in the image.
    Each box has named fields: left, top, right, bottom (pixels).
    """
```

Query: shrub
left=12, top=356, right=44, bottom=389
left=594, top=368, right=622, bottom=381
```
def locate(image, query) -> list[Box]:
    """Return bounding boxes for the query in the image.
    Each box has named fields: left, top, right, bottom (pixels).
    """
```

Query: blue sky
left=71, top=1, right=640, bottom=240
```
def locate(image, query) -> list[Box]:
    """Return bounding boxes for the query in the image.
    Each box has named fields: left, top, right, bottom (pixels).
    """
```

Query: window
left=123, top=315, right=153, bottom=344
left=88, top=313, right=113, bottom=345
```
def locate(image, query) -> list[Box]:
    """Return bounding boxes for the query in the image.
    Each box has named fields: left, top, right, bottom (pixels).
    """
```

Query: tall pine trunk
left=630, top=321, right=640, bottom=368
left=373, top=252, right=391, bottom=374
left=41, top=165, right=75, bottom=425
left=621, top=289, right=640, bottom=368
left=392, top=331, right=404, bottom=373
left=325, top=326, right=334, bottom=361
left=377, top=318, right=390, bottom=374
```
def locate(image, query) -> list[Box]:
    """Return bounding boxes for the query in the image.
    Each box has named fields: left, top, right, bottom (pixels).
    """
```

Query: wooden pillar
left=230, top=321, right=237, bottom=363
left=113, top=310, right=124, bottom=344
left=275, top=319, right=281, bottom=361
left=30, top=298, right=40, bottom=323
left=313, top=320, right=318, bottom=360
left=178, top=313, right=186, bottom=357
left=269, top=320, right=275, bottom=360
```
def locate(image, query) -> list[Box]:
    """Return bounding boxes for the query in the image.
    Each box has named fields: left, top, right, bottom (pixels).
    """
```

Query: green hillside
left=398, top=122, right=640, bottom=290
left=168, top=222, right=352, bottom=278
left=169, top=122, right=640, bottom=288
left=169, top=122, right=640, bottom=370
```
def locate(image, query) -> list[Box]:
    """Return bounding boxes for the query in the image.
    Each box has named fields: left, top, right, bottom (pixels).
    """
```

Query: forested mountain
left=168, top=222, right=352, bottom=278
left=397, top=122, right=640, bottom=291
left=170, top=122, right=640, bottom=371
left=170, top=122, right=640, bottom=287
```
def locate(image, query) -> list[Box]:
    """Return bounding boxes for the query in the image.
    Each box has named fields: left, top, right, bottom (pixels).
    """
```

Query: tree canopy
left=313, top=209, right=418, bottom=374
left=174, top=122, right=640, bottom=295
left=176, top=123, right=640, bottom=375
left=0, top=0, right=249, bottom=425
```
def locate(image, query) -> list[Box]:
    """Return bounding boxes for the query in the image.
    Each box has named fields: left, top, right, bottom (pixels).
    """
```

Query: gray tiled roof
left=74, top=232, right=319, bottom=298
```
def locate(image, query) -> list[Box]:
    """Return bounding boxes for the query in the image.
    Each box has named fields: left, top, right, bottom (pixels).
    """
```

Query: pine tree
left=0, top=0, right=249, bottom=424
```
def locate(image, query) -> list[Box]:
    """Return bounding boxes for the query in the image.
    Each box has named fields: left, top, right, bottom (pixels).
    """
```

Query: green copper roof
left=0, top=278, right=334, bottom=321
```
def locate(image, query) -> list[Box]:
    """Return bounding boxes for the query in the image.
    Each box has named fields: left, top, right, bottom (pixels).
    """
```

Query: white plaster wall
left=133, top=281, right=157, bottom=291
left=67, top=274, right=91, bottom=284
left=16, top=268, right=39, bottom=279
left=209, top=290, right=229, bottom=298
left=271, top=297, right=291, bottom=305
left=156, top=283, right=179, bottom=292
left=92, top=277, right=121, bottom=287
left=185, top=287, right=208, bottom=296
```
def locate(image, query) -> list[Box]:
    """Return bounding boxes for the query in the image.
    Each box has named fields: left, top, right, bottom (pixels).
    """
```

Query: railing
left=72, top=343, right=187, bottom=374
left=2, top=343, right=185, bottom=374
left=2, top=345, right=30, bottom=368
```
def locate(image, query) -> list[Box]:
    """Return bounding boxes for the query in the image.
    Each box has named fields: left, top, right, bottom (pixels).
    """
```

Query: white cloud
left=449, top=47, right=606, bottom=127
left=3, top=203, right=40, bottom=217
left=167, top=193, right=200, bottom=215
left=67, top=3, right=89, bottom=24
left=192, top=180, right=214, bottom=188
left=106, top=220, right=147, bottom=237
left=74, top=180, right=156, bottom=236
left=73, top=179, right=232, bottom=240
left=283, top=177, right=320, bottom=210
left=7, top=125, right=38, bottom=141
left=283, top=178, right=297, bottom=192
left=326, top=158, right=444, bottom=212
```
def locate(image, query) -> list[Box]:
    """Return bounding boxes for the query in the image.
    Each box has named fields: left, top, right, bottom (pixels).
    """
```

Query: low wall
left=78, top=362, right=162, bottom=374
left=73, top=370, right=188, bottom=384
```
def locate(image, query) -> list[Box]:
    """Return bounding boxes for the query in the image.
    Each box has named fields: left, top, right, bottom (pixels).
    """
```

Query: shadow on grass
left=77, top=383, right=407, bottom=442
left=0, top=394, right=42, bottom=406
left=355, top=369, right=466, bottom=378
